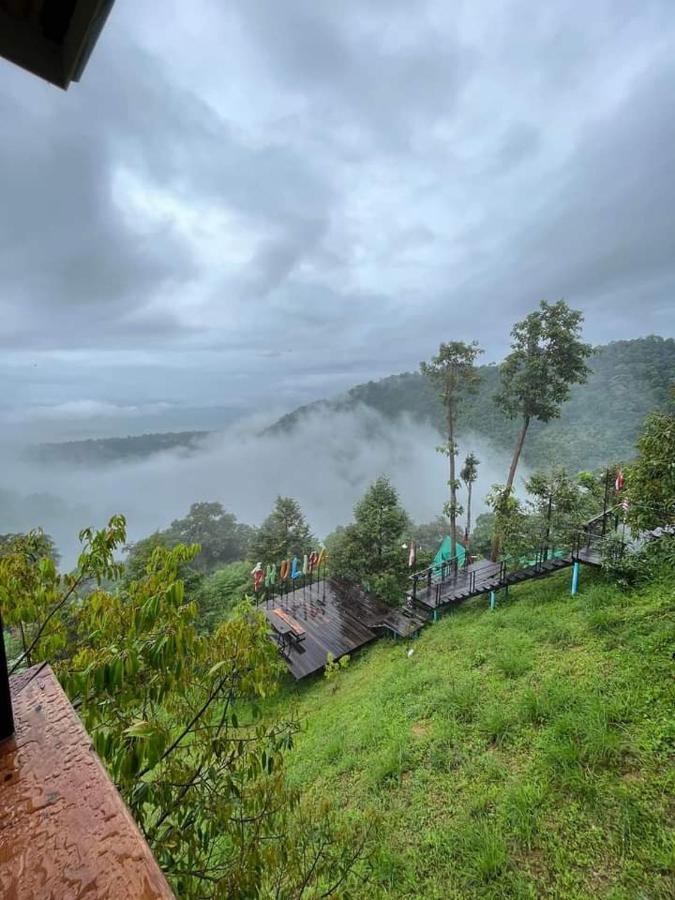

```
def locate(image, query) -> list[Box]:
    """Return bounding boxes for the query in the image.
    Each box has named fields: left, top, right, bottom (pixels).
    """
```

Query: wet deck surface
left=0, top=664, right=174, bottom=900
left=262, top=579, right=425, bottom=679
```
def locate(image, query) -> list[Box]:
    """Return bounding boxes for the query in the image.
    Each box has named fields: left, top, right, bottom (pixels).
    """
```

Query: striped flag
left=615, top=470, right=625, bottom=492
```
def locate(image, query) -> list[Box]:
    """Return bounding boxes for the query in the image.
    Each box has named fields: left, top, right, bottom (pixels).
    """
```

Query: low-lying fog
left=1, top=407, right=519, bottom=568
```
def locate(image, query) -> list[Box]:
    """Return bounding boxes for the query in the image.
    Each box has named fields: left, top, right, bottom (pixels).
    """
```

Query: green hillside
left=271, top=568, right=674, bottom=898
left=270, top=336, right=675, bottom=472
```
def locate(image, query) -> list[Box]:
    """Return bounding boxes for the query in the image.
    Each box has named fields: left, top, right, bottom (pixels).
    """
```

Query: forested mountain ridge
left=30, top=430, right=210, bottom=465
left=28, top=337, right=673, bottom=472
left=268, top=336, right=675, bottom=472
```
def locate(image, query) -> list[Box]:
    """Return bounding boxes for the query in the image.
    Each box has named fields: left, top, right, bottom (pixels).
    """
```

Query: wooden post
left=0, top=608, right=15, bottom=743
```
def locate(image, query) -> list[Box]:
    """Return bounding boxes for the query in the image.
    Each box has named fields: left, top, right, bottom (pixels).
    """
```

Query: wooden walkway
left=262, top=579, right=425, bottom=679
left=407, top=555, right=580, bottom=611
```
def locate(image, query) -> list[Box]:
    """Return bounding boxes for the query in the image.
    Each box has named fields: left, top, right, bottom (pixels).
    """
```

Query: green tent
left=433, top=536, right=465, bottom=577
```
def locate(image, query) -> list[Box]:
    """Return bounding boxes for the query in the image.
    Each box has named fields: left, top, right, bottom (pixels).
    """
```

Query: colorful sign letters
left=251, top=546, right=327, bottom=592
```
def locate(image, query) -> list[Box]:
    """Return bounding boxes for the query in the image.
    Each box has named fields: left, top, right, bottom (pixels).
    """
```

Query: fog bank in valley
left=0, top=408, right=521, bottom=567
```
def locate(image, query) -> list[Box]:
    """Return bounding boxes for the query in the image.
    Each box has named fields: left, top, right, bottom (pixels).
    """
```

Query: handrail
left=409, top=554, right=464, bottom=582
left=582, top=503, right=623, bottom=529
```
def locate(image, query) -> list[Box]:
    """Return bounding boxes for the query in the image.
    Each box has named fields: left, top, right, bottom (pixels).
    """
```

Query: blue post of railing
left=489, top=590, right=496, bottom=610
left=571, top=561, right=580, bottom=596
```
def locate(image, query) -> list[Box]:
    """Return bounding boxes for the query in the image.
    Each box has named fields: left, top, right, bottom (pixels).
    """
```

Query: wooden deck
left=262, top=578, right=425, bottom=679
left=408, top=552, right=602, bottom=612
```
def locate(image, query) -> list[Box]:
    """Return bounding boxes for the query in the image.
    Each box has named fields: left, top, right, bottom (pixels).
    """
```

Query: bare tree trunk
left=465, top=482, right=472, bottom=557
left=491, top=415, right=530, bottom=560
left=448, top=404, right=457, bottom=561
left=19, top=621, right=30, bottom=667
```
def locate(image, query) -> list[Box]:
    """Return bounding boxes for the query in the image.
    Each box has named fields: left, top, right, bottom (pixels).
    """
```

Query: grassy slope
left=274, top=570, right=674, bottom=898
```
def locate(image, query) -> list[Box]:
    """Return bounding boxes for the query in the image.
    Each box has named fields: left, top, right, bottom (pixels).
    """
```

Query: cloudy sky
left=1, top=0, right=674, bottom=439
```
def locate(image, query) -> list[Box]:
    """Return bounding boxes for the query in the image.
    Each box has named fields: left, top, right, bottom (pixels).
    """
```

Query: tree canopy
left=250, top=496, right=314, bottom=564
left=496, top=300, right=592, bottom=425
left=330, top=476, right=410, bottom=604
left=624, top=405, right=675, bottom=532
left=125, top=502, right=254, bottom=579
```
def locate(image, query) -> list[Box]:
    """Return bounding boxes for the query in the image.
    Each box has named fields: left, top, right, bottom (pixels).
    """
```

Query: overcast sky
left=1, top=0, right=674, bottom=439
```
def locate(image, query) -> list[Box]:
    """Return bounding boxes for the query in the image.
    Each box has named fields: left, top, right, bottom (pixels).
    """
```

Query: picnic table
left=271, top=608, right=306, bottom=640
left=266, top=608, right=306, bottom=654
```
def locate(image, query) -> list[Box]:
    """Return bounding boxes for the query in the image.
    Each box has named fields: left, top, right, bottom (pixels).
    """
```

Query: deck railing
left=409, top=553, right=465, bottom=602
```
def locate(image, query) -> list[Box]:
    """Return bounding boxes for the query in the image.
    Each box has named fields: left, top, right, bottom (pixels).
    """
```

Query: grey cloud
left=0, top=0, right=673, bottom=422
left=229, top=0, right=472, bottom=150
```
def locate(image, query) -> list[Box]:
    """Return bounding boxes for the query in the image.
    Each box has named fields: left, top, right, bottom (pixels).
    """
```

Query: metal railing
left=409, top=554, right=464, bottom=602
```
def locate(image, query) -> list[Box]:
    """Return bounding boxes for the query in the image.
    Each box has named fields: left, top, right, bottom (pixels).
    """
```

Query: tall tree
left=251, top=496, right=314, bottom=564
left=330, top=476, right=411, bottom=604
left=460, top=452, right=480, bottom=555
left=492, top=300, right=592, bottom=558
left=421, top=341, right=483, bottom=560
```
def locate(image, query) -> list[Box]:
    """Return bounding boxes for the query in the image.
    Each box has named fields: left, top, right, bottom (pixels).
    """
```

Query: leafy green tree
left=421, top=341, right=483, bottom=559
left=486, top=485, right=534, bottom=564
left=624, top=407, right=675, bottom=532
left=460, top=452, right=480, bottom=552
left=492, top=300, right=592, bottom=558
left=0, top=529, right=60, bottom=565
left=525, top=468, right=583, bottom=555
left=330, top=476, right=410, bottom=604
left=470, top=512, right=496, bottom=560
left=193, top=560, right=251, bottom=632
left=124, top=531, right=202, bottom=596
left=0, top=519, right=371, bottom=896
left=164, top=501, right=254, bottom=571
left=250, top=496, right=314, bottom=564
left=410, top=516, right=448, bottom=554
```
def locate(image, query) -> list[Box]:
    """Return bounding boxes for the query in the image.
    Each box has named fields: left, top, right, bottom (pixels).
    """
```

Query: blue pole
left=489, top=590, right=496, bottom=610
left=571, top=561, right=580, bottom=596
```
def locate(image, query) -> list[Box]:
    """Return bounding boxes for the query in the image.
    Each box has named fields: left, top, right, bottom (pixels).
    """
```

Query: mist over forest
left=2, top=335, right=673, bottom=567
left=1, top=408, right=515, bottom=568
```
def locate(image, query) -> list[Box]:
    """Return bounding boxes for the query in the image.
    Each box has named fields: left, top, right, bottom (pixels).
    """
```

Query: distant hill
left=268, top=336, right=675, bottom=472
left=29, top=337, right=674, bottom=472
left=31, top=430, right=209, bottom=466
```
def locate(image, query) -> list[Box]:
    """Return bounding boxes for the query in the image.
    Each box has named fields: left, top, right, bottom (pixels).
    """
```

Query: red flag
left=615, top=470, right=624, bottom=492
